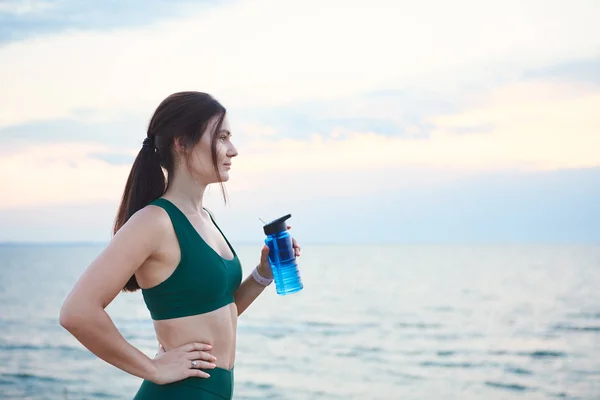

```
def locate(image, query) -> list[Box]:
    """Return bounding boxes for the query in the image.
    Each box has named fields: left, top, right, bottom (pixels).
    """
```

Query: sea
left=0, top=243, right=599, bottom=400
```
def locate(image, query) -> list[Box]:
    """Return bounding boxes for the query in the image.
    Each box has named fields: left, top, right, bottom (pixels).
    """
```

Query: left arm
left=234, top=246, right=273, bottom=316
left=234, top=235, right=301, bottom=316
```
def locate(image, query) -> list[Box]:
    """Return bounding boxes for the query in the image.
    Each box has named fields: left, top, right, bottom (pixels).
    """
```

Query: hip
left=133, top=366, right=234, bottom=400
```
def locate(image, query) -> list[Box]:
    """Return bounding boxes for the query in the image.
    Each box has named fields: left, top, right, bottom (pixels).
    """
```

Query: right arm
left=59, top=206, right=215, bottom=383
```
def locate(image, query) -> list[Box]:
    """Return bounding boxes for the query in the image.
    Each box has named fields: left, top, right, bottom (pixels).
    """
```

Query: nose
left=227, top=142, right=238, bottom=158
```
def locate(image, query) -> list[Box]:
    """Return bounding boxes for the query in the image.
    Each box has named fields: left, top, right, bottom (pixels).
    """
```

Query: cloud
left=0, top=0, right=220, bottom=43
left=235, top=79, right=600, bottom=175
left=0, top=200, right=120, bottom=242
left=0, top=0, right=54, bottom=15
left=1, top=0, right=599, bottom=128
left=523, top=57, right=600, bottom=86
left=0, top=142, right=131, bottom=208
left=0, top=115, right=147, bottom=149
left=3, top=68, right=598, bottom=156
left=2, top=0, right=600, bottom=245
left=2, top=77, right=599, bottom=211
left=0, top=81, right=461, bottom=152
left=234, top=103, right=437, bottom=140
left=428, top=80, right=600, bottom=169
left=88, top=151, right=136, bottom=165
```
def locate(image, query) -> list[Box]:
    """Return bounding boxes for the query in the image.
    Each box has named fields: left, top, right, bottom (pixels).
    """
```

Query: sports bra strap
left=148, top=198, right=193, bottom=254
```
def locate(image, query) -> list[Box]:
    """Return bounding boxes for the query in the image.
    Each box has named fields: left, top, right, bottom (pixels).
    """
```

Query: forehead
left=219, top=114, right=231, bottom=132
left=206, top=113, right=230, bottom=132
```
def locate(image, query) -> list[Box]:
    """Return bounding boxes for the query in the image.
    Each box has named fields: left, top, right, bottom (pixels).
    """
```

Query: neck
left=164, top=171, right=207, bottom=214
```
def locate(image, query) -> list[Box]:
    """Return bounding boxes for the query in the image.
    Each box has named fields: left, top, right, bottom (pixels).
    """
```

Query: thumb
left=260, top=245, right=269, bottom=263
left=155, top=342, right=165, bottom=358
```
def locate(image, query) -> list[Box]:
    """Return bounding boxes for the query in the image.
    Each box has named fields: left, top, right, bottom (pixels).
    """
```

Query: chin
left=219, top=172, right=230, bottom=182
left=198, top=172, right=229, bottom=185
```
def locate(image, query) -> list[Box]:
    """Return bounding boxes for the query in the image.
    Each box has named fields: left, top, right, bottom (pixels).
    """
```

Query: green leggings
left=133, top=367, right=234, bottom=399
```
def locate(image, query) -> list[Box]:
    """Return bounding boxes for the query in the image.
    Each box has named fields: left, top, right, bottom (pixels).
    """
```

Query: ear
left=173, top=137, right=187, bottom=153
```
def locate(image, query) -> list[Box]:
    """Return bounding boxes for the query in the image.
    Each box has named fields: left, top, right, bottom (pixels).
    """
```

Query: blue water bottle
left=263, top=214, right=303, bottom=295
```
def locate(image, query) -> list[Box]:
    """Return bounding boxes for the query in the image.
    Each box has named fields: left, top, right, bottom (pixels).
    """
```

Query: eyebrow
left=219, top=129, right=231, bottom=136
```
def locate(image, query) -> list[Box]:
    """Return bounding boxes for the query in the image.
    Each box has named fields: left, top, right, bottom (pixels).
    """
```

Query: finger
left=292, top=238, right=301, bottom=253
left=181, top=342, right=212, bottom=352
left=187, top=369, right=211, bottom=379
left=189, top=359, right=216, bottom=369
left=260, top=245, right=269, bottom=263
left=187, top=351, right=217, bottom=362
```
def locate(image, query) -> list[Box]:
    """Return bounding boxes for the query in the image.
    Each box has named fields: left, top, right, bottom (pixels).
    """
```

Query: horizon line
left=0, top=240, right=598, bottom=247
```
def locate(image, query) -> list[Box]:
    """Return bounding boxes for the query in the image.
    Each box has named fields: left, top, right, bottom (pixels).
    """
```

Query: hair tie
left=142, top=136, right=155, bottom=149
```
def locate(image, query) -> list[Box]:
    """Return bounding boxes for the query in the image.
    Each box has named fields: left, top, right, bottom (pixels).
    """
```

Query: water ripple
left=485, top=381, right=532, bottom=392
left=552, top=323, right=600, bottom=332
left=504, top=366, right=534, bottom=376
left=3, top=244, right=600, bottom=400
left=420, top=361, right=485, bottom=369
left=520, top=350, right=567, bottom=359
left=396, top=322, right=443, bottom=329
left=566, top=312, right=600, bottom=320
left=337, top=345, right=382, bottom=358
left=490, top=350, right=568, bottom=359
left=0, top=372, right=71, bottom=385
left=84, top=392, right=121, bottom=399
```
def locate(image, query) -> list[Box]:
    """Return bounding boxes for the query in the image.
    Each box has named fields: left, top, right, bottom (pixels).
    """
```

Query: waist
left=137, top=366, right=234, bottom=399
left=176, top=366, right=234, bottom=389
left=153, top=303, right=238, bottom=369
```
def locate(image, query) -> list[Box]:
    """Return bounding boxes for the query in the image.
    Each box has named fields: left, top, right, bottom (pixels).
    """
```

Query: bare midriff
left=137, top=209, right=240, bottom=370
left=152, top=303, right=238, bottom=370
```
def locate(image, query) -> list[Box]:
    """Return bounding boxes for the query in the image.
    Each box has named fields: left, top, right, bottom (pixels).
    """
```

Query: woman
left=59, top=91, right=300, bottom=399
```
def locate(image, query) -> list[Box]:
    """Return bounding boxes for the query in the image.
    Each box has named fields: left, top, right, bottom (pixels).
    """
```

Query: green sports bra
left=141, top=198, right=243, bottom=320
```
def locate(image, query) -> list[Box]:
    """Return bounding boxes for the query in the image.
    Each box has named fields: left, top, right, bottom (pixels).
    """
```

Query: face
left=185, top=114, right=238, bottom=185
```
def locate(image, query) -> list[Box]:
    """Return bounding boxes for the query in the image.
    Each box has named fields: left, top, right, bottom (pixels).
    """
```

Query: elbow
left=59, top=302, right=90, bottom=332
left=59, top=304, right=76, bottom=331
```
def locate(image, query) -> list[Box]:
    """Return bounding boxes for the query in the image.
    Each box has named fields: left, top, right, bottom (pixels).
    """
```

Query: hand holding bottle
left=258, top=224, right=301, bottom=279
left=261, top=215, right=304, bottom=295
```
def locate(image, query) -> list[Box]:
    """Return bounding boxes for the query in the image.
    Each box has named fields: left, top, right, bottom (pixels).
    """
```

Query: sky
left=0, top=0, right=599, bottom=244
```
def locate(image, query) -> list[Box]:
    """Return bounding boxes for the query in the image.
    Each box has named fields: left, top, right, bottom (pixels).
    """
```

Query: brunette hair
left=114, top=91, right=227, bottom=291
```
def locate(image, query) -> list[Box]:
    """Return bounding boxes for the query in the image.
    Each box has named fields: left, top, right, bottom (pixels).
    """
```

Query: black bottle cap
left=263, top=214, right=292, bottom=235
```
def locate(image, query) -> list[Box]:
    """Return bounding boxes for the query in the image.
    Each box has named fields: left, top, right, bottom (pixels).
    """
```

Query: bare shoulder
left=107, top=203, right=175, bottom=262
left=119, top=203, right=172, bottom=238
left=61, top=203, right=174, bottom=311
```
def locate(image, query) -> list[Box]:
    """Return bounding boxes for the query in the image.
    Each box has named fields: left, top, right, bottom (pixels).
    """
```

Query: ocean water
left=0, top=243, right=599, bottom=400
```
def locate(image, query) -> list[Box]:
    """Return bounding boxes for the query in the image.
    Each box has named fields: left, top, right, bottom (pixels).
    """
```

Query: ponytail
left=113, top=91, right=228, bottom=292
left=114, top=136, right=165, bottom=292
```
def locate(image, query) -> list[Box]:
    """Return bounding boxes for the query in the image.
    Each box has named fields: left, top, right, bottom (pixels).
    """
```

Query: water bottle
left=263, top=214, right=303, bottom=295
